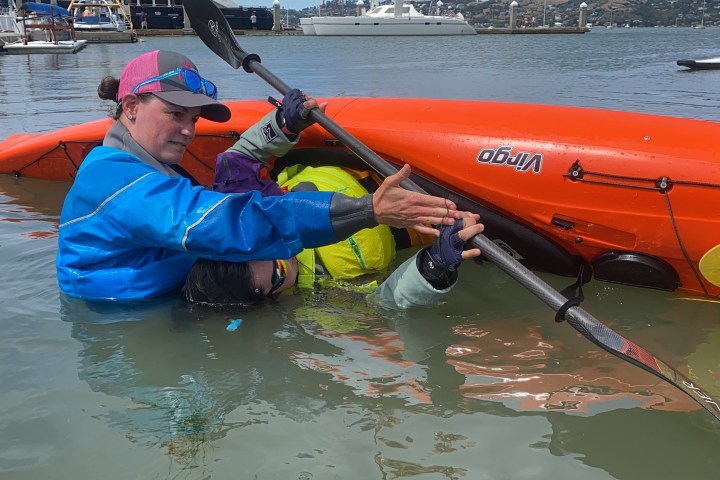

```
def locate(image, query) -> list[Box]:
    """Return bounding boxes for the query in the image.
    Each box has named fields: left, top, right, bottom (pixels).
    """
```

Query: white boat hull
left=677, top=57, right=720, bottom=70
left=300, top=17, right=316, bottom=35
left=74, top=22, right=126, bottom=32
left=306, top=16, right=476, bottom=36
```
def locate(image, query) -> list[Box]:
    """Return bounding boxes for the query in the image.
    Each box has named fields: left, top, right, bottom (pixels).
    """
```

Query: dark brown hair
left=97, top=75, right=122, bottom=119
left=182, top=258, right=265, bottom=308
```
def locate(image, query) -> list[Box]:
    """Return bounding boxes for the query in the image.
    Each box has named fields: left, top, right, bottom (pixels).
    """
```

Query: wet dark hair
left=182, top=258, right=265, bottom=308
left=97, top=75, right=152, bottom=120
left=97, top=75, right=122, bottom=119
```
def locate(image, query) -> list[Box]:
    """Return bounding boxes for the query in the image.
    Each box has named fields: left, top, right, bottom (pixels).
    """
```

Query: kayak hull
left=2, top=98, right=719, bottom=299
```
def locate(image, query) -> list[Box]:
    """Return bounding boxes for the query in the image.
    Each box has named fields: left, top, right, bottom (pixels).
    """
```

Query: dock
left=475, top=27, right=591, bottom=34
left=133, top=28, right=303, bottom=37
left=134, top=28, right=198, bottom=37
left=75, top=30, right=137, bottom=43
left=110, top=26, right=592, bottom=38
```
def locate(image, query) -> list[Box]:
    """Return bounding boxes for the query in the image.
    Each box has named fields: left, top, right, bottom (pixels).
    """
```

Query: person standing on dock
left=250, top=11, right=257, bottom=30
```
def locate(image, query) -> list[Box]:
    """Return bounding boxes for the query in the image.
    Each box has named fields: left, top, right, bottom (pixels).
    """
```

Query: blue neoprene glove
left=428, top=219, right=465, bottom=271
left=417, top=219, right=465, bottom=290
left=281, top=88, right=315, bottom=134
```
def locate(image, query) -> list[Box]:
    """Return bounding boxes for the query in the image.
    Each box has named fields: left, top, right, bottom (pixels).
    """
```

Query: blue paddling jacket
left=56, top=120, right=375, bottom=301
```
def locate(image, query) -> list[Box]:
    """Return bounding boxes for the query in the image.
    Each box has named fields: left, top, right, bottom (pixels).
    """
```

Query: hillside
left=462, top=0, right=714, bottom=27
left=291, top=0, right=715, bottom=28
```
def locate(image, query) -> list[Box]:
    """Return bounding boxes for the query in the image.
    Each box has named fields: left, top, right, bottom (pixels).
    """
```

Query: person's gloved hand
left=281, top=88, right=315, bottom=134
left=417, top=214, right=482, bottom=290
left=428, top=219, right=465, bottom=271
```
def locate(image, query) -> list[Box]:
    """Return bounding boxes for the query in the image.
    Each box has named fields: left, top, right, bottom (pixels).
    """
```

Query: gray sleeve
left=367, top=252, right=454, bottom=310
left=226, top=110, right=299, bottom=167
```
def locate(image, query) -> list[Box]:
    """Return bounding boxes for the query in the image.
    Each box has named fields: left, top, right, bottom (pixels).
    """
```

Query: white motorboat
left=301, top=0, right=476, bottom=36
left=68, top=0, right=130, bottom=32
left=677, top=57, right=720, bottom=70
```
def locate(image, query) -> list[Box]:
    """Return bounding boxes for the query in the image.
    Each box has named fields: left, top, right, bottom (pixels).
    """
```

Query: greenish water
left=1, top=29, right=719, bottom=479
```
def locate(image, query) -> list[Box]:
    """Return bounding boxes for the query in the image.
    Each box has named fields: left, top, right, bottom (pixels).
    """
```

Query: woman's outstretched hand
left=372, top=164, right=466, bottom=236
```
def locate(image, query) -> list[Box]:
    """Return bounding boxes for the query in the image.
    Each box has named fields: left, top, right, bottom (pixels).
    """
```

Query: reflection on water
left=52, top=267, right=720, bottom=477
left=449, top=319, right=698, bottom=414
left=543, top=409, right=720, bottom=478
left=0, top=177, right=69, bottom=239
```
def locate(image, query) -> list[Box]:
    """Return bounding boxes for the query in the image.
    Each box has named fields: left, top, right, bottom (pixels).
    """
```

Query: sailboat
left=0, top=0, right=23, bottom=46
left=281, top=6, right=294, bottom=30
left=606, top=2, right=614, bottom=28
left=694, top=0, right=706, bottom=28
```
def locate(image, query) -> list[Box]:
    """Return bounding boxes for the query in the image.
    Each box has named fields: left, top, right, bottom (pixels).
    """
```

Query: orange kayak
left=1, top=97, right=719, bottom=299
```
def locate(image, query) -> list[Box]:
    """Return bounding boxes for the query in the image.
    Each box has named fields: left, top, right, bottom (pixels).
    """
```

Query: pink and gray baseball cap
left=117, top=50, right=231, bottom=123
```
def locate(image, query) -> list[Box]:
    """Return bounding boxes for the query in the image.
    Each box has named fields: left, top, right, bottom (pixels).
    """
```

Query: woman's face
left=248, top=257, right=299, bottom=296
left=128, top=95, right=201, bottom=165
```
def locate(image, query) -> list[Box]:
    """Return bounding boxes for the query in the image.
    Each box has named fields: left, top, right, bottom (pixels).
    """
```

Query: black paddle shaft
left=184, top=0, right=720, bottom=421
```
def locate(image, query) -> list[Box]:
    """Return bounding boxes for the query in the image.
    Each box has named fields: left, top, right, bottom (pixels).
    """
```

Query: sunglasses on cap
left=267, top=259, right=287, bottom=297
left=131, top=67, right=218, bottom=99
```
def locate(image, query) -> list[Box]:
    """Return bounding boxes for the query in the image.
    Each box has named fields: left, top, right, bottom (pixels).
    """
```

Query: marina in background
left=3, top=0, right=714, bottom=42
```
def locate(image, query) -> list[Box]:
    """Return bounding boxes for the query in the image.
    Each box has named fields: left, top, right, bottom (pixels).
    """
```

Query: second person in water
left=182, top=88, right=484, bottom=309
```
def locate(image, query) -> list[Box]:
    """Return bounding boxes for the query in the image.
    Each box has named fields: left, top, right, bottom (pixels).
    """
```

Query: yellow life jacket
left=276, top=165, right=396, bottom=288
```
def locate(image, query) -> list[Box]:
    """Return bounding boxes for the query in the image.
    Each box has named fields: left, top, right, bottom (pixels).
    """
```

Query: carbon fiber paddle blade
left=567, top=311, right=720, bottom=421
left=184, top=0, right=244, bottom=69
